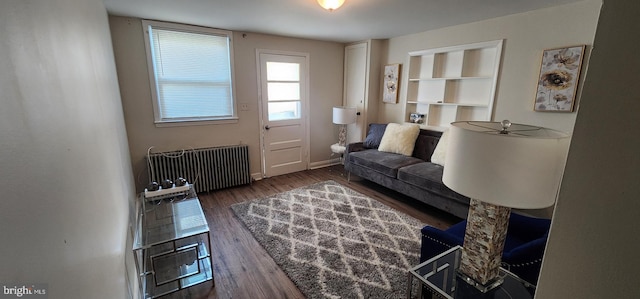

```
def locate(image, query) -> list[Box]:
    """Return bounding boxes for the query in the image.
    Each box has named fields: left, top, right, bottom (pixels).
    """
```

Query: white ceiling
left=103, top=0, right=581, bottom=43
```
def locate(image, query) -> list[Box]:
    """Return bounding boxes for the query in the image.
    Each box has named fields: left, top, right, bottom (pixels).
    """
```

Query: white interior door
left=344, top=42, right=368, bottom=144
left=258, top=51, right=309, bottom=177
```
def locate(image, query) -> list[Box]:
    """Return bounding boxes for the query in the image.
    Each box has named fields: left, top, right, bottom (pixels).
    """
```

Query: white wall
left=381, top=0, right=602, bottom=134
left=0, top=1, right=135, bottom=298
left=536, top=0, right=640, bottom=297
left=108, top=16, right=345, bottom=190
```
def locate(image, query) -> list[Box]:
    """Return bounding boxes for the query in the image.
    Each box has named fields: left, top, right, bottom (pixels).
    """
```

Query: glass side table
left=407, top=246, right=535, bottom=299
left=133, top=190, right=214, bottom=298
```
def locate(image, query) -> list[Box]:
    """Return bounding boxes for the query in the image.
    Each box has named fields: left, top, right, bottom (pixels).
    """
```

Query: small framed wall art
left=383, top=63, right=401, bottom=104
left=534, top=45, right=585, bottom=112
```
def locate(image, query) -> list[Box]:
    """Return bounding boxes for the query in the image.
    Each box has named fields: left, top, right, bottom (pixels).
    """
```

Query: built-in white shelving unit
left=404, top=40, right=503, bottom=130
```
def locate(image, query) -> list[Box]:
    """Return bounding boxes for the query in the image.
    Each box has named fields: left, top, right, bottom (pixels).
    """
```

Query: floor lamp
left=332, top=106, right=357, bottom=147
left=443, top=120, right=570, bottom=291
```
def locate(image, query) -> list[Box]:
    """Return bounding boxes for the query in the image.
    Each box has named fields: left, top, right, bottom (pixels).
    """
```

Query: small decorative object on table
left=534, top=45, right=585, bottom=112
left=410, top=113, right=425, bottom=124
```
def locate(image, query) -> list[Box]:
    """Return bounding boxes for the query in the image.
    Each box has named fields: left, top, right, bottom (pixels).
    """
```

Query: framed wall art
left=534, top=45, right=585, bottom=112
left=383, top=63, right=401, bottom=104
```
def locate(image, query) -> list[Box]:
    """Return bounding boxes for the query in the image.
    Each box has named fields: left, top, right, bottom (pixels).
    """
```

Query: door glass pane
left=268, top=82, right=300, bottom=101
left=267, top=62, right=299, bottom=81
left=268, top=101, right=300, bottom=121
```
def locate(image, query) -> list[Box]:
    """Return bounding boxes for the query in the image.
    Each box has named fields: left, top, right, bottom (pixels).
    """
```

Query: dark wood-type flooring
left=166, top=165, right=461, bottom=299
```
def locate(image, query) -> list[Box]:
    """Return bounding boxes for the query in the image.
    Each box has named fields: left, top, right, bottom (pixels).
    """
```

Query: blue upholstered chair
left=420, top=212, right=551, bottom=285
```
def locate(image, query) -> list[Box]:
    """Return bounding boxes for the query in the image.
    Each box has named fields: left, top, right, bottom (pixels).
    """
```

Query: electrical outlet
left=240, top=104, right=249, bottom=111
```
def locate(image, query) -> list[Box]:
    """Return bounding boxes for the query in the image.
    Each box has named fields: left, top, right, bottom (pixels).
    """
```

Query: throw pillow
left=378, top=123, right=420, bottom=156
left=363, top=123, right=388, bottom=149
left=413, top=135, right=439, bottom=161
left=430, top=129, right=449, bottom=166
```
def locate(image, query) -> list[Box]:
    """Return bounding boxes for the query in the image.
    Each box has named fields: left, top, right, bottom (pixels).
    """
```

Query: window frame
left=142, top=20, right=237, bottom=126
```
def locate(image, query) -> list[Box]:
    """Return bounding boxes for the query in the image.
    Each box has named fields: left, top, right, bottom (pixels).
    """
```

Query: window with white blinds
left=142, top=20, right=236, bottom=124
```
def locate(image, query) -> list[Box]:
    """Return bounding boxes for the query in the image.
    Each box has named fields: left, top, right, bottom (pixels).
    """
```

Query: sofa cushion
left=349, top=149, right=423, bottom=178
left=430, top=129, right=449, bottom=166
left=397, top=162, right=468, bottom=203
left=378, top=123, right=420, bottom=156
left=363, top=123, right=388, bottom=149
left=413, top=135, right=440, bottom=162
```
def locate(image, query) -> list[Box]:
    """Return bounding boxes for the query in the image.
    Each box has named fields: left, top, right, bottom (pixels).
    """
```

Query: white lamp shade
left=332, top=106, right=356, bottom=125
left=443, top=121, right=570, bottom=209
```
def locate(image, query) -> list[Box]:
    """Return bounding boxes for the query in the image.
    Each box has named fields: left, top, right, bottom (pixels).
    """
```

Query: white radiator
left=147, top=145, right=251, bottom=193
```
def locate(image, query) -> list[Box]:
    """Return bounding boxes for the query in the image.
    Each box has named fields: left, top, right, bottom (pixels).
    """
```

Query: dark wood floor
left=171, top=165, right=461, bottom=299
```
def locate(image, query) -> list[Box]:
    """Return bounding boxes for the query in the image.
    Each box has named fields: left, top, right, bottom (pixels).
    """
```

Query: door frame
left=255, top=49, right=311, bottom=178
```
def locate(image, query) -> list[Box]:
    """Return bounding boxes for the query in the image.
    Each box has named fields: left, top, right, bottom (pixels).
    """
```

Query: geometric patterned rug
left=231, top=180, right=424, bottom=298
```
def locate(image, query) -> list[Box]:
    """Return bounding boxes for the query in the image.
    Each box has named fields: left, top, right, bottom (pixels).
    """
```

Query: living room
left=110, top=1, right=599, bottom=187
left=1, top=0, right=638, bottom=299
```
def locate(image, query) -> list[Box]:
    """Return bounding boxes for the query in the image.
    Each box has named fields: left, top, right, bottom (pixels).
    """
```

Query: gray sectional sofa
left=344, top=123, right=470, bottom=219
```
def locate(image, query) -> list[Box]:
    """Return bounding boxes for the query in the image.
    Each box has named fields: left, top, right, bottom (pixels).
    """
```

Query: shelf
left=404, top=40, right=503, bottom=126
left=404, top=123, right=448, bottom=132
left=143, top=273, right=179, bottom=299
left=408, top=76, right=491, bottom=82
left=408, top=101, right=488, bottom=107
left=434, top=50, right=464, bottom=78
left=175, top=236, right=210, bottom=259
left=424, top=102, right=488, bottom=107
left=181, top=259, right=213, bottom=288
left=462, top=47, right=500, bottom=77
left=143, top=259, right=213, bottom=299
left=154, top=247, right=200, bottom=285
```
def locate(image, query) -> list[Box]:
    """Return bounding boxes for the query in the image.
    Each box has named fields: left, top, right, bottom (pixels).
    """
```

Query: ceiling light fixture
left=317, top=0, right=345, bottom=11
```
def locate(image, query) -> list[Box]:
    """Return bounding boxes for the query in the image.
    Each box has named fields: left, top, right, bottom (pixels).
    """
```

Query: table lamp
left=332, top=106, right=357, bottom=146
left=443, top=120, right=570, bottom=291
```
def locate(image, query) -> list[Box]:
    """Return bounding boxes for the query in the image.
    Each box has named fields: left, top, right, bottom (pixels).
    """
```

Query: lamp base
left=457, top=270, right=505, bottom=293
left=338, top=124, right=348, bottom=146
left=459, top=198, right=511, bottom=292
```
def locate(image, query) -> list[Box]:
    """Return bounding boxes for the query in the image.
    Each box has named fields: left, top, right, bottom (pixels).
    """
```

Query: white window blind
left=143, top=20, right=235, bottom=124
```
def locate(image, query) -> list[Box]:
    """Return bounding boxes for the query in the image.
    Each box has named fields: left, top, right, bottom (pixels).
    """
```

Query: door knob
left=265, top=125, right=270, bottom=130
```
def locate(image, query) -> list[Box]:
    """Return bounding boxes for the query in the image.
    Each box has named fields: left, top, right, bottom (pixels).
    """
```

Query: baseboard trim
left=251, top=173, right=263, bottom=181
left=310, top=158, right=341, bottom=170
left=253, top=159, right=341, bottom=179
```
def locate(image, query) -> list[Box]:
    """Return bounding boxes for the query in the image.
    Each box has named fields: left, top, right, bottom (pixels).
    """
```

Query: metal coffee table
left=133, top=191, right=214, bottom=298
left=408, top=246, right=535, bottom=299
